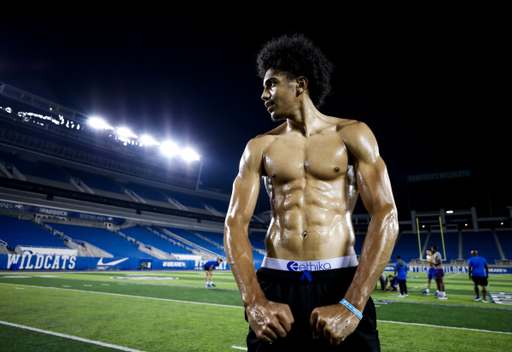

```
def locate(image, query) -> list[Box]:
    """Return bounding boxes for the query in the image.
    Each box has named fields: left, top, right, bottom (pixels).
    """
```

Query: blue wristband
left=340, top=299, right=363, bottom=320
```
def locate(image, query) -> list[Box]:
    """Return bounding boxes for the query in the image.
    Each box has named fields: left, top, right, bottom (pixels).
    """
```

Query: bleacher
left=390, top=232, right=421, bottom=263
left=165, top=227, right=226, bottom=257
left=461, top=231, right=502, bottom=262
left=48, top=223, right=153, bottom=259
left=119, top=225, right=192, bottom=255
left=0, top=215, right=68, bottom=249
left=427, top=232, right=459, bottom=262
left=496, top=230, right=512, bottom=259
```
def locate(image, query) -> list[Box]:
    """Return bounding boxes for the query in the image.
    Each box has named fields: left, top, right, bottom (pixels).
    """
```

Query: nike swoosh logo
left=97, top=258, right=129, bottom=266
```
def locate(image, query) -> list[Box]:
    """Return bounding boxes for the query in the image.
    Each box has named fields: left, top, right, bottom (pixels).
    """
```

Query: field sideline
left=1, top=271, right=511, bottom=351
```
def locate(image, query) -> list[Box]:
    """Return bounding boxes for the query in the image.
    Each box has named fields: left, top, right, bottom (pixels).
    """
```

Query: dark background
left=0, top=6, right=508, bottom=219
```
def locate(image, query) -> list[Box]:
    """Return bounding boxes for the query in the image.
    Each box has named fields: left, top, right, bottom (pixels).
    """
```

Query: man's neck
left=285, top=99, right=326, bottom=137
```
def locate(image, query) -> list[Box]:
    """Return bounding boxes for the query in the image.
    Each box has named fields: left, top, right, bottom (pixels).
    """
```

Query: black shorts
left=203, top=265, right=212, bottom=271
left=472, top=276, right=488, bottom=286
left=246, top=267, right=380, bottom=351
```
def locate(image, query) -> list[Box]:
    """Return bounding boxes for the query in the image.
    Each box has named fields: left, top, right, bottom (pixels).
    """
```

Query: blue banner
left=0, top=254, right=195, bottom=271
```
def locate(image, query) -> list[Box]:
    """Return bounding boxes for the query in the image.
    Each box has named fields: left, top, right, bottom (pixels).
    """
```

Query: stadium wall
left=384, top=264, right=512, bottom=274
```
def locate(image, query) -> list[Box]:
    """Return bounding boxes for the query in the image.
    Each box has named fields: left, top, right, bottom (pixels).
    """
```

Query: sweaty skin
left=224, top=69, right=399, bottom=346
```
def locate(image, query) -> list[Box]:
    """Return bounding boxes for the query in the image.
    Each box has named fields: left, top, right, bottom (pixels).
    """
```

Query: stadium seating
left=165, top=227, right=226, bottom=257
left=119, top=225, right=192, bottom=255
left=496, top=230, right=512, bottom=259
left=62, top=166, right=124, bottom=194
left=123, top=182, right=169, bottom=203
left=158, top=189, right=203, bottom=209
left=48, top=223, right=153, bottom=259
left=427, top=232, right=460, bottom=262
left=390, top=232, right=421, bottom=263
left=0, top=215, right=68, bottom=249
left=462, top=231, right=502, bottom=261
left=195, top=196, right=229, bottom=213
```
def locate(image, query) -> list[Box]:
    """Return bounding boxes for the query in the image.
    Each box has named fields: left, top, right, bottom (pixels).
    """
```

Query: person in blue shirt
left=204, top=258, right=223, bottom=287
left=394, top=256, right=408, bottom=297
left=468, top=250, right=489, bottom=303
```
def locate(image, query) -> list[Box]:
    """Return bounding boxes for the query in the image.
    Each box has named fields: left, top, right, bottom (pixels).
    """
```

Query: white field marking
left=0, top=283, right=243, bottom=309
left=231, top=346, right=247, bottom=351
left=379, top=320, right=512, bottom=335
left=3, top=283, right=512, bottom=335
left=0, top=320, right=147, bottom=352
left=443, top=273, right=461, bottom=280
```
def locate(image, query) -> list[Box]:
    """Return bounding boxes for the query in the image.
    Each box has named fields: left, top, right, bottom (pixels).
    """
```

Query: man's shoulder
left=247, top=123, right=286, bottom=147
left=334, top=118, right=372, bottom=136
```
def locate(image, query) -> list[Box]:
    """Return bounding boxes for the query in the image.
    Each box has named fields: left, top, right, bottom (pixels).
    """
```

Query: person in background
left=204, top=258, right=223, bottom=287
left=468, top=250, right=489, bottom=303
left=386, top=275, right=399, bottom=292
left=422, top=248, right=437, bottom=296
left=394, top=256, right=408, bottom=297
left=432, top=246, right=447, bottom=299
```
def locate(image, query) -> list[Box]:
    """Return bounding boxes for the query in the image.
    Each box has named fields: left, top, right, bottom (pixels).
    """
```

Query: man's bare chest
left=262, top=134, right=350, bottom=183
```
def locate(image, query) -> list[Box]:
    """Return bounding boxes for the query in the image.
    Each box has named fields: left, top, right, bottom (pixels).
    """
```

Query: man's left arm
left=310, top=122, right=399, bottom=345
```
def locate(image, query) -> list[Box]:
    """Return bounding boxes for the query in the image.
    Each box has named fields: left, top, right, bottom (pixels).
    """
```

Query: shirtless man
left=224, top=34, right=399, bottom=351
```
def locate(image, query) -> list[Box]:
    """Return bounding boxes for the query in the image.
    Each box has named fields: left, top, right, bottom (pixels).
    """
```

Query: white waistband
left=261, top=255, right=358, bottom=272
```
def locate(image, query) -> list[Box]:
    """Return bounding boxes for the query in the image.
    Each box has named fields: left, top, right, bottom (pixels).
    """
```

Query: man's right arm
left=224, top=138, right=294, bottom=342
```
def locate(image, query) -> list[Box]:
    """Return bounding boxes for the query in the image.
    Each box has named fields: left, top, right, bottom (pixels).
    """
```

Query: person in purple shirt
left=468, top=250, right=489, bottom=303
left=204, top=258, right=223, bottom=287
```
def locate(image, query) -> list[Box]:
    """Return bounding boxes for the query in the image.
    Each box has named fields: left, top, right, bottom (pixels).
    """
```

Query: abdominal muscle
left=264, top=179, right=357, bottom=261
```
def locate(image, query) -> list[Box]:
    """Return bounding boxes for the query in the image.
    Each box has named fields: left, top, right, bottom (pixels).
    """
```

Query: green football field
left=0, top=270, right=511, bottom=351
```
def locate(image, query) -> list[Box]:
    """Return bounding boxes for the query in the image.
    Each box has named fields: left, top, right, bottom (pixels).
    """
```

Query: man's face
left=261, top=69, right=298, bottom=121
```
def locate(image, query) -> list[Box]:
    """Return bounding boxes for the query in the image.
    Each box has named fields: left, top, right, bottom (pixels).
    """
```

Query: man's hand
left=309, top=303, right=361, bottom=346
left=246, top=298, right=294, bottom=342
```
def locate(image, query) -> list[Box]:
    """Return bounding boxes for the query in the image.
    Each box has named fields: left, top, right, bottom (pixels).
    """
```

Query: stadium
left=1, top=9, right=510, bottom=352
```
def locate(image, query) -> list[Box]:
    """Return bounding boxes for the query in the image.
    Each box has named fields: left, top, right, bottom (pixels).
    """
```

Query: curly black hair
left=256, top=33, right=334, bottom=108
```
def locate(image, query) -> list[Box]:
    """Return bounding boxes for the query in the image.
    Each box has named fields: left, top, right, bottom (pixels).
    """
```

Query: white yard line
left=2, top=283, right=512, bottom=336
left=0, top=282, right=243, bottom=309
left=379, top=320, right=512, bottom=334
left=0, top=320, right=147, bottom=352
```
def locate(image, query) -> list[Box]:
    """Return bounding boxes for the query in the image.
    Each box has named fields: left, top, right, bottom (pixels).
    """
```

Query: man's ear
left=296, top=76, right=308, bottom=95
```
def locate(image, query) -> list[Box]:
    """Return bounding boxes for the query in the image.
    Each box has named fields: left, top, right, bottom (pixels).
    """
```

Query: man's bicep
left=226, top=140, right=264, bottom=226
left=228, top=175, right=261, bottom=225
left=356, top=156, right=396, bottom=216
left=344, top=123, right=396, bottom=216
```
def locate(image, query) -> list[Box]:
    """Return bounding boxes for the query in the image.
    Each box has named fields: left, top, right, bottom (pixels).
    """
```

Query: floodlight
left=160, top=141, right=180, bottom=157
left=140, top=135, right=160, bottom=146
left=116, top=127, right=137, bottom=139
left=88, top=117, right=114, bottom=130
left=181, top=147, right=200, bottom=161
left=446, top=210, right=454, bottom=214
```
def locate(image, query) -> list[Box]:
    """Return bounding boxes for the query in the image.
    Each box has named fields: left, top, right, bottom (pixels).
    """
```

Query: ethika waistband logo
left=287, top=261, right=332, bottom=272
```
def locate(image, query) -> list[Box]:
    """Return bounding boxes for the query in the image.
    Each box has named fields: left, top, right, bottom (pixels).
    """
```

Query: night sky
left=0, top=7, right=508, bottom=219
